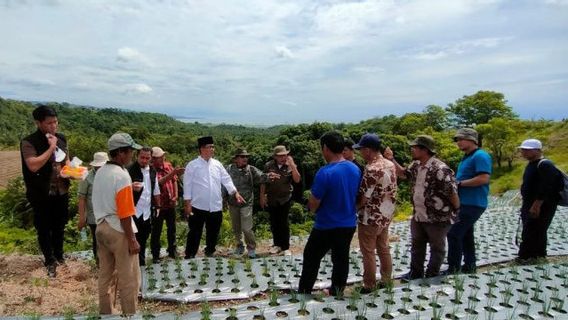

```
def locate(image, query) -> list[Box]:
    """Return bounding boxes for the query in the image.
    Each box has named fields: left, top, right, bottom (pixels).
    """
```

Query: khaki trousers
left=229, top=205, right=256, bottom=250
left=96, top=220, right=140, bottom=315
left=358, top=222, right=392, bottom=288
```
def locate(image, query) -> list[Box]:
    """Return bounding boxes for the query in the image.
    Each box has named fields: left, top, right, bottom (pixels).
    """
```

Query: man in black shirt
left=517, top=139, right=563, bottom=262
left=21, top=105, right=70, bottom=278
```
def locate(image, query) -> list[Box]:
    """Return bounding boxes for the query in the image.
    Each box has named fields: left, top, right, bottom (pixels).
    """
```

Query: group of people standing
left=20, top=104, right=564, bottom=314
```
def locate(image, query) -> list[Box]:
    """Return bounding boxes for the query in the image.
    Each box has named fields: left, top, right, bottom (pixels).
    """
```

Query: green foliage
left=0, top=177, right=34, bottom=228
left=477, top=117, right=520, bottom=168
left=1, top=94, right=566, bottom=256
left=0, top=221, right=37, bottom=253
left=447, top=90, right=517, bottom=126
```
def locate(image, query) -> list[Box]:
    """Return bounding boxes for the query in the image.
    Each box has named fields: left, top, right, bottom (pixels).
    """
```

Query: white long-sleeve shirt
left=135, top=166, right=160, bottom=221
left=183, top=156, right=237, bottom=212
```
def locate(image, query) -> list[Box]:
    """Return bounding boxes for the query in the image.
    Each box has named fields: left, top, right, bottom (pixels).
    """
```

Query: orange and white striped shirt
left=92, top=162, right=137, bottom=233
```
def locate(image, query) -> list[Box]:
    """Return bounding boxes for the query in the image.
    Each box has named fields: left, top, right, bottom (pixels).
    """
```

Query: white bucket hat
left=90, top=152, right=109, bottom=167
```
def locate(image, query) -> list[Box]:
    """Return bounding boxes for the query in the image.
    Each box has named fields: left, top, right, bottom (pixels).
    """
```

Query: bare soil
left=0, top=151, right=21, bottom=189
left=0, top=234, right=401, bottom=317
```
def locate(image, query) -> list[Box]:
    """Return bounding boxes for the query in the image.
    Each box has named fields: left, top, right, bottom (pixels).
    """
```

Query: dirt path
left=0, top=151, right=21, bottom=189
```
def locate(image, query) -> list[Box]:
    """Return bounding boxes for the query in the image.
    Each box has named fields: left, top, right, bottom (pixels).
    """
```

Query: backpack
left=538, top=159, right=568, bottom=207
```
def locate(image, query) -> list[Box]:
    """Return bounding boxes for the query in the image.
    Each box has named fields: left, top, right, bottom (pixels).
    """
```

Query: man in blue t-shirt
left=298, top=131, right=361, bottom=296
left=446, top=128, right=492, bottom=274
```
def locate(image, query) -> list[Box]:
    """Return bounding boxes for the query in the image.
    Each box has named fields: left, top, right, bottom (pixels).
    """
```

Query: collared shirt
left=456, top=148, right=492, bottom=208
left=407, top=157, right=458, bottom=223
left=357, top=155, right=397, bottom=227
left=21, top=139, right=69, bottom=195
left=226, top=164, right=266, bottom=207
left=412, top=158, right=430, bottom=222
left=155, top=161, right=177, bottom=209
left=78, top=169, right=97, bottom=225
left=263, top=160, right=294, bottom=206
left=135, top=166, right=160, bottom=221
left=183, top=156, right=237, bottom=212
left=92, top=162, right=137, bottom=233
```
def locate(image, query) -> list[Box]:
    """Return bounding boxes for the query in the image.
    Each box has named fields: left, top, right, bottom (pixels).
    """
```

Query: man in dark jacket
left=127, top=147, right=161, bottom=265
left=517, top=139, right=563, bottom=262
left=21, top=104, right=70, bottom=277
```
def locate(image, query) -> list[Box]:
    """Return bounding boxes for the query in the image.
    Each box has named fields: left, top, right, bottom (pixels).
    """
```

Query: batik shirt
left=406, top=157, right=458, bottom=224
left=357, top=155, right=397, bottom=227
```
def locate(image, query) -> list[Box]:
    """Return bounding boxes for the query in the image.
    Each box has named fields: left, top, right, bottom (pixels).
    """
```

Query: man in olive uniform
left=226, top=148, right=266, bottom=258
left=260, top=145, right=301, bottom=256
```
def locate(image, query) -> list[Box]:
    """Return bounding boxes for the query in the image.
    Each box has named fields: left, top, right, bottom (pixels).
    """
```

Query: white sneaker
left=269, top=246, right=282, bottom=254
left=283, top=249, right=292, bottom=256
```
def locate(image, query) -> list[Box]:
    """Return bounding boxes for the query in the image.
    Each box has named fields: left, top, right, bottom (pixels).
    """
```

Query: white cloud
left=0, top=0, right=566, bottom=124
left=124, top=83, right=153, bottom=94
left=274, top=45, right=294, bottom=59
left=116, top=47, right=151, bottom=66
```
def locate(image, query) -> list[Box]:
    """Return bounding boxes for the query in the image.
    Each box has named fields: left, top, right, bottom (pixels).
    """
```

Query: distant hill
left=0, top=97, right=283, bottom=166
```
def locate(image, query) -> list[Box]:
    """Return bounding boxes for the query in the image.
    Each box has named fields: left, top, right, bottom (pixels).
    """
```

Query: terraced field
left=0, top=151, right=21, bottom=189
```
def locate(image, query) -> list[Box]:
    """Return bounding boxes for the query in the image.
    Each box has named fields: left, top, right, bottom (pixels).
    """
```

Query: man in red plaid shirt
left=151, top=146, right=184, bottom=261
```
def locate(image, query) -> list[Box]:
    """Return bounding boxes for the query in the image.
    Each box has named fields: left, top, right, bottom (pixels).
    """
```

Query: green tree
left=392, top=113, right=428, bottom=136
left=423, top=105, right=449, bottom=131
left=447, top=90, right=517, bottom=126
left=476, top=118, right=519, bottom=168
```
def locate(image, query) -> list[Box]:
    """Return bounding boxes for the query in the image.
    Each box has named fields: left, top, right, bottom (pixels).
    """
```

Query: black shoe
left=184, top=255, right=195, bottom=260
left=168, top=250, right=177, bottom=259
left=152, top=257, right=161, bottom=264
left=56, top=257, right=65, bottom=265
left=205, top=251, right=214, bottom=257
left=401, top=272, right=422, bottom=282
left=461, top=265, right=477, bottom=274
left=47, top=264, right=57, bottom=278
left=359, top=287, right=374, bottom=294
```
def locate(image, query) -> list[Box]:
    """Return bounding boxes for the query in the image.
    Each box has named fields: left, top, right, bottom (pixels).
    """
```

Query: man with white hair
left=517, top=139, right=563, bottom=262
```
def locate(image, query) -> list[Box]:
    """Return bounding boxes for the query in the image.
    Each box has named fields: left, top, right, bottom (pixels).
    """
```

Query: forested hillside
left=0, top=92, right=566, bottom=254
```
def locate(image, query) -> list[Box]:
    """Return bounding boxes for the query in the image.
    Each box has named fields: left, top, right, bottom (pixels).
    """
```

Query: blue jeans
left=447, top=205, right=486, bottom=272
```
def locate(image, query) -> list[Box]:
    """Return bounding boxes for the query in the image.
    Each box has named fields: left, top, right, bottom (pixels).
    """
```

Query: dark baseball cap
left=353, top=133, right=381, bottom=150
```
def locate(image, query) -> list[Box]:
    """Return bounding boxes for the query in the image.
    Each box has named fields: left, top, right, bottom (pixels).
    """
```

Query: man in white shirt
left=183, top=136, right=245, bottom=258
left=127, top=147, right=161, bottom=266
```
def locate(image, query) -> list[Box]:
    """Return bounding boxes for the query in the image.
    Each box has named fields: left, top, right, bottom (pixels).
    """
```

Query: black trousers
left=298, top=227, right=356, bottom=295
left=133, top=215, right=152, bottom=266
left=151, top=207, right=177, bottom=258
left=268, top=201, right=291, bottom=250
left=518, top=201, right=558, bottom=260
left=31, top=194, right=69, bottom=266
left=185, top=207, right=222, bottom=257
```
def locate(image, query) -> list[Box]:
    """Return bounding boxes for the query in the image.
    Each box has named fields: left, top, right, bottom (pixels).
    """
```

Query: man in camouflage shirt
left=226, top=148, right=266, bottom=258
left=385, top=135, right=460, bottom=279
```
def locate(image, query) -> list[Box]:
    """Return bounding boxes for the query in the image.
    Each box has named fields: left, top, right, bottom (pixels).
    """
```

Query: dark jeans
left=268, top=201, right=291, bottom=250
left=133, top=215, right=152, bottom=266
left=518, top=201, right=558, bottom=260
left=298, top=227, right=356, bottom=295
left=151, top=207, right=177, bottom=258
left=88, top=223, right=98, bottom=262
left=410, top=219, right=452, bottom=278
left=31, top=194, right=69, bottom=266
left=447, top=205, right=485, bottom=272
left=185, top=207, right=222, bottom=257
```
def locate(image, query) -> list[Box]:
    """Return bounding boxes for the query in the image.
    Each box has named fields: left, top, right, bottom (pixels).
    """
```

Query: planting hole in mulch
left=275, top=311, right=288, bottom=318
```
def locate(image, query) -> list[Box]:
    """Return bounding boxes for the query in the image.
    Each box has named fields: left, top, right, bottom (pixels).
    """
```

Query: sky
left=0, top=0, right=567, bottom=125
